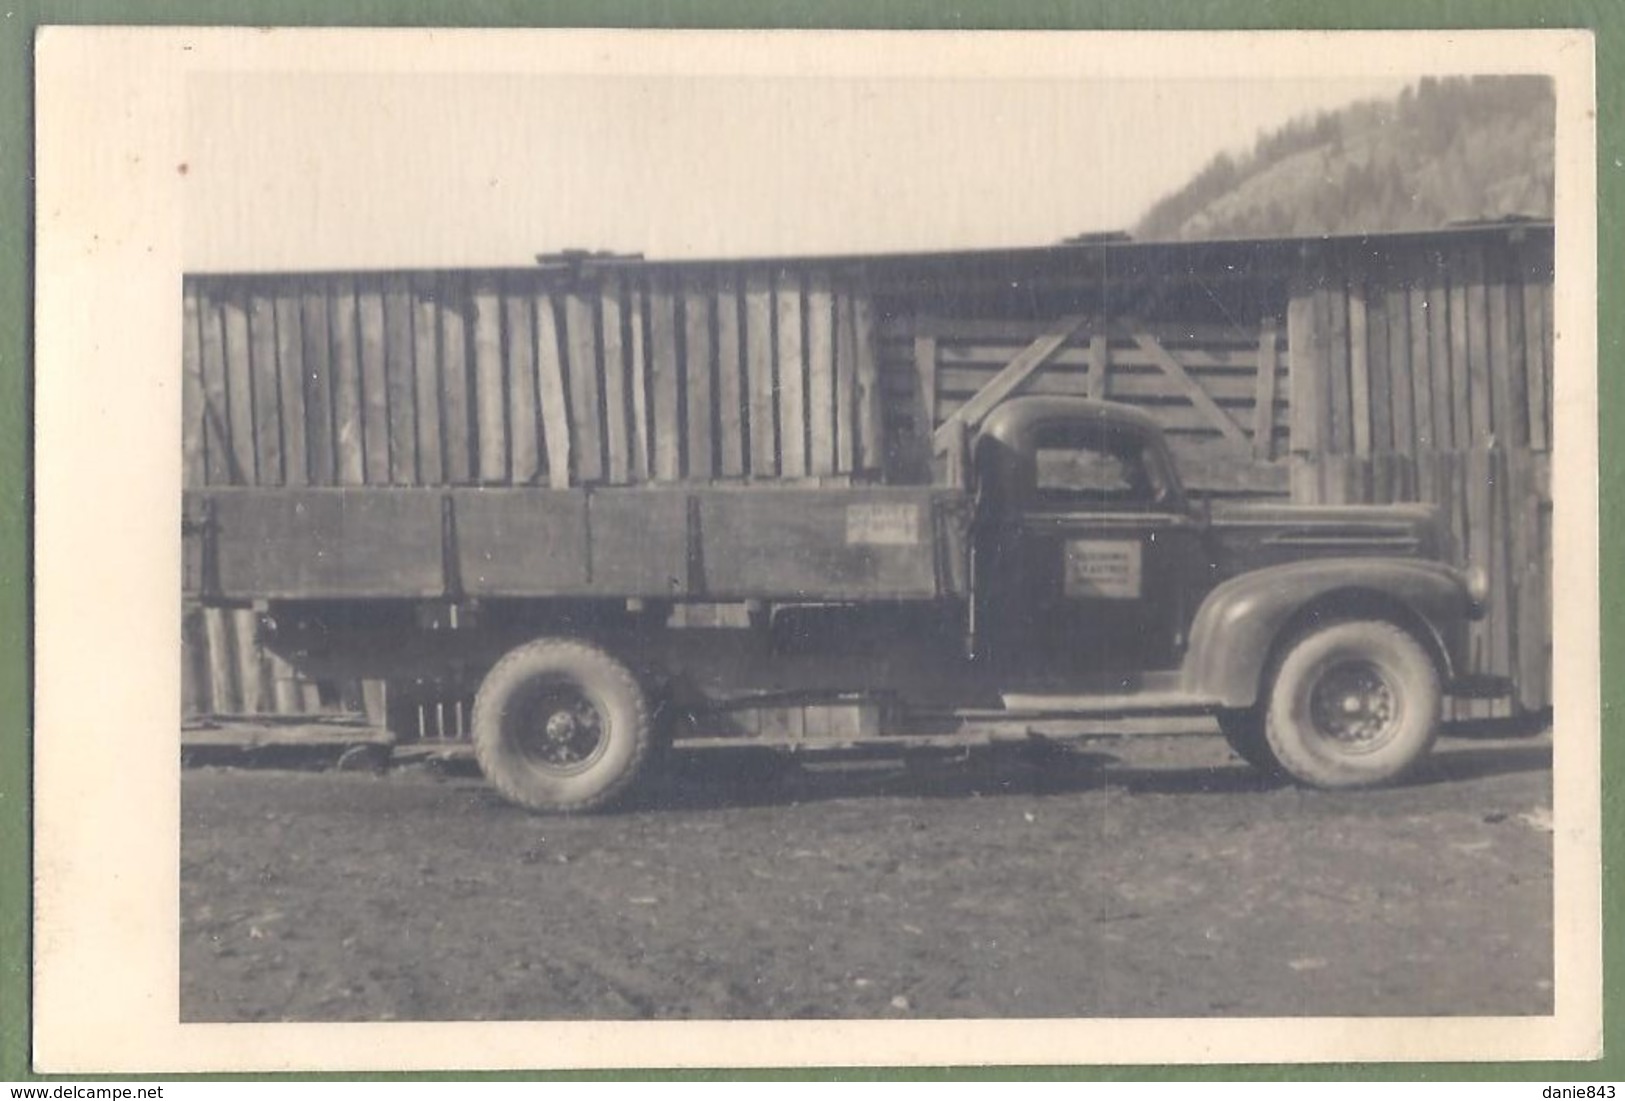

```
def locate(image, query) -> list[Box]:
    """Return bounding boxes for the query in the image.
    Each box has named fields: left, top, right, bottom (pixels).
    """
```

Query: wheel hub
left=515, top=687, right=607, bottom=772
left=1309, top=660, right=1398, bottom=751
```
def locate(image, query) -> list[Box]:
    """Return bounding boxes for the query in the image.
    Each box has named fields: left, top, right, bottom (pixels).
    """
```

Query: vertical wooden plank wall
left=182, top=265, right=888, bottom=721
left=1285, top=234, right=1554, bottom=716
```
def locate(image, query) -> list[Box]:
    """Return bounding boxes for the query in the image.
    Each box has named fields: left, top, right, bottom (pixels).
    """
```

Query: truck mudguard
left=1180, top=557, right=1475, bottom=708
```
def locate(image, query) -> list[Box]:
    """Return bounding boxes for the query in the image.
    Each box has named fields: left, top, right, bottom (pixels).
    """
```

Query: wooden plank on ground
left=627, top=280, right=651, bottom=481
left=744, top=270, right=777, bottom=477
left=269, top=652, right=302, bottom=714
left=647, top=275, right=683, bottom=482
left=181, top=286, right=207, bottom=488
left=1286, top=290, right=1319, bottom=457
left=1132, top=330, right=1250, bottom=447
left=203, top=607, right=240, bottom=715
left=564, top=290, right=603, bottom=483
left=301, top=286, right=337, bottom=485
left=181, top=603, right=209, bottom=717
left=471, top=275, right=508, bottom=483
left=356, top=284, right=390, bottom=485
left=533, top=291, right=572, bottom=488
left=599, top=277, right=631, bottom=484
left=231, top=608, right=268, bottom=714
left=438, top=274, right=473, bottom=485
left=933, top=315, right=1086, bottom=451
left=381, top=276, right=416, bottom=484
left=1523, top=266, right=1550, bottom=451
left=853, top=293, right=883, bottom=475
left=504, top=280, right=542, bottom=484
left=1252, top=320, right=1278, bottom=460
left=1347, top=283, right=1371, bottom=456
left=247, top=287, right=283, bottom=486
left=683, top=283, right=715, bottom=479
left=806, top=273, right=836, bottom=476
left=328, top=277, right=366, bottom=486
left=775, top=269, right=807, bottom=478
left=714, top=271, right=746, bottom=478
left=408, top=277, right=443, bottom=484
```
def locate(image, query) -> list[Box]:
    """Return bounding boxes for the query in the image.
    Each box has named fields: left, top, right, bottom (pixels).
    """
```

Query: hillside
left=1133, top=76, right=1554, bottom=241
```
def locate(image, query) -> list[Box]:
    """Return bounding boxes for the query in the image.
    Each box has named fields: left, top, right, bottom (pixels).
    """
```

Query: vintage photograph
left=31, top=27, right=1600, bottom=1071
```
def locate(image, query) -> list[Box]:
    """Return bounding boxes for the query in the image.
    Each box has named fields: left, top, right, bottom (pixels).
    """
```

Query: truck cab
left=956, top=397, right=1487, bottom=792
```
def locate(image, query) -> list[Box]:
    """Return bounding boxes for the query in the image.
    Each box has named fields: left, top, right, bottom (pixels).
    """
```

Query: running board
left=996, top=691, right=1214, bottom=717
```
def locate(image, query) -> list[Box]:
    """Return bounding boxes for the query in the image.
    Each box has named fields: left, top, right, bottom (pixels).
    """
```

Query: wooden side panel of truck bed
left=183, top=486, right=969, bottom=603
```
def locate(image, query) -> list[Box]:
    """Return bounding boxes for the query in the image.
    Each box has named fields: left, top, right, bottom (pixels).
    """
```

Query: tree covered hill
left=1133, top=76, right=1554, bottom=241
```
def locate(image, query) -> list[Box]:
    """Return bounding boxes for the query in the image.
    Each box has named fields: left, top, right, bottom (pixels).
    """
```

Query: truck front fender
left=1181, top=558, right=1474, bottom=708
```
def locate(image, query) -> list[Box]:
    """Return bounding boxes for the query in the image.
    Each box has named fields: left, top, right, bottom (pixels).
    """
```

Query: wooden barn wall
left=181, top=264, right=886, bottom=721
left=183, top=229, right=1555, bottom=726
left=875, top=315, right=1290, bottom=497
left=1286, top=232, right=1554, bottom=717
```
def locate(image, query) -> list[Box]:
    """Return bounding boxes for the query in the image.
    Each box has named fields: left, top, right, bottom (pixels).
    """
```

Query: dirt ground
left=180, top=725, right=1553, bottom=1022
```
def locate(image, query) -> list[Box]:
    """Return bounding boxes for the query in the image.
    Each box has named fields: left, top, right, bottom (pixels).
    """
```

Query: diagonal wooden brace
left=1131, top=330, right=1249, bottom=446
left=931, top=314, right=1088, bottom=453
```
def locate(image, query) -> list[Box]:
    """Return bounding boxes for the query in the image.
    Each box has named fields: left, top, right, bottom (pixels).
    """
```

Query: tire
left=471, top=638, right=651, bottom=813
left=1216, top=707, right=1282, bottom=776
left=1263, top=620, right=1441, bottom=789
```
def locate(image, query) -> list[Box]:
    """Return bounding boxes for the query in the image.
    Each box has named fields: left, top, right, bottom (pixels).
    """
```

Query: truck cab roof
left=977, top=396, right=1165, bottom=451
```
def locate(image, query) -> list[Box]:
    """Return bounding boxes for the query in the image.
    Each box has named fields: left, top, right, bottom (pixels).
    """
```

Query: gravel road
left=180, top=727, right=1553, bottom=1022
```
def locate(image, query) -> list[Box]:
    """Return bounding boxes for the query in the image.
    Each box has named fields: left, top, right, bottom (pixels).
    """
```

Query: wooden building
left=181, top=222, right=1553, bottom=732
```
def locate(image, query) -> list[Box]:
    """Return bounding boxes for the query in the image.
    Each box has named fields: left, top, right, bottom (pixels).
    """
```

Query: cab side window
left=1031, top=425, right=1169, bottom=510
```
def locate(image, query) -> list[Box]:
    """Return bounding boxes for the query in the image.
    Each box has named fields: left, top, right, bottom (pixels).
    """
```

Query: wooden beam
left=1087, top=332, right=1109, bottom=400
left=913, top=333, right=937, bottom=463
left=853, top=294, right=883, bottom=475
left=1130, top=330, right=1249, bottom=447
left=1348, top=284, right=1371, bottom=456
left=1251, top=320, right=1278, bottom=460
left=599, top=278, right=630, bottom=484
left=533, top=291, right=573, bottom=489
left=471, top=276, right=508, bottom=483
left=181, top=286, right=206, bottom=488
left=932, top=314, right=1086, bottom=452
left=356, top=285, right=390, bottom=485
left=626, top=280, right=651, bottom=481
left=329, top=277, right=366, bottom=487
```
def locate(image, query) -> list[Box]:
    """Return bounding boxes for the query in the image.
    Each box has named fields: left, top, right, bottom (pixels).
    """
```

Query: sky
left=183, top=69, right=1434, bottom=271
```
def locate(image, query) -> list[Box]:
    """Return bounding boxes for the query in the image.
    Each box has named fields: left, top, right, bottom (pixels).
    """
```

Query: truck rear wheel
left=471, top=638, right=652, bottom=813
left=1264, top=620, right=1440, bottom=789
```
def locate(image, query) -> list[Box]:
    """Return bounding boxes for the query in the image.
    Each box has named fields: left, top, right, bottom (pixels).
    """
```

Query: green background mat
left=2, top=0, right=1617, bottom=1083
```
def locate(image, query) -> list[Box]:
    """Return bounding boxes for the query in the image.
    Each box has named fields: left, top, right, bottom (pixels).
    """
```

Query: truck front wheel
left=1264, top=621, right=1440, bottom=789
left=471, top=638, right=652, bottom=813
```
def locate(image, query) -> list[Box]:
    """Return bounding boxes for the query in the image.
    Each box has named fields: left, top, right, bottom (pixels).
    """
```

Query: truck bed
left=183, top=485, right=971, bottom=604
